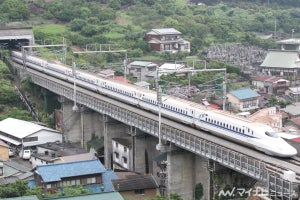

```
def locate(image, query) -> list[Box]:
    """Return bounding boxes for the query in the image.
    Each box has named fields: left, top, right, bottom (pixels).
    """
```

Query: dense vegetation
left=0, top=0, right=298, bottom=122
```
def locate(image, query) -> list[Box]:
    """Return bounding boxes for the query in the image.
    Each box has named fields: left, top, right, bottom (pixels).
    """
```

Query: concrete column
left=167, top=149, right=195, bottom=200
left=167, top=150, right=213, bottom=200
left=61, top=100, right=102, bottom=149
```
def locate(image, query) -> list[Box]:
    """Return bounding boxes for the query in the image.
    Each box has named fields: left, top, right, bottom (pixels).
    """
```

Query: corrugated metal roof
left=260, top=50, right=299, bottom=68
left=36, top=159, right=106, bottom=182
left=129, top=61, right=156, bottom=67
left=0, top=118, right=58, bottom=139
left=112, top=174, right=159, bottom=191
left=147, top=28, right=181, bottom=35
left=283, top=102, right=300, bottom=116
left=50, top=192, right=124, bottom=200
left=229, top=88, right=260, bottom=100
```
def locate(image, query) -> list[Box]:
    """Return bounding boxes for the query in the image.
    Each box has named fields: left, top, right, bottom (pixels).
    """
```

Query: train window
left=265, top=132, right=279, bottom=138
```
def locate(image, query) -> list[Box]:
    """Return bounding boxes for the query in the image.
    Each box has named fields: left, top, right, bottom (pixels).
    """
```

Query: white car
left=22, top=150, right=31, bottom=159
left=9, top=148, right=14, bottom=157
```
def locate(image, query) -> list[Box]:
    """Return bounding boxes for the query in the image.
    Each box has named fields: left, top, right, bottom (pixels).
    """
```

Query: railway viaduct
left=1, top=27, right=299, bottom=200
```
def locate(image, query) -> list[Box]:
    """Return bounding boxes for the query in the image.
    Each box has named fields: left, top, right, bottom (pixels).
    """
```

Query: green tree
left=0, top=0, right=30, bottom=20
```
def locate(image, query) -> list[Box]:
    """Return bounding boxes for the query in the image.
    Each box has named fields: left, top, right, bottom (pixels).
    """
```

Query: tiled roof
left=260, top=50, right=300, bottom=68
left=229, top=88, right=260, bottom=100
left=36, top=159, right=106, bottom=182
left=59, top=152, right=97, bottom=163
left=251, top=75, right=287, bottom=83
left=112, top=174, right=159, bottom=191
left=103, top=169, right=118, bottom=192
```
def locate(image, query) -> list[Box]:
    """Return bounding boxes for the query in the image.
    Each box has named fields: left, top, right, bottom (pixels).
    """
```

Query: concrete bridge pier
left=60, top=98, right=103, bottom=149
left=167, top=149, right=212, bottom=200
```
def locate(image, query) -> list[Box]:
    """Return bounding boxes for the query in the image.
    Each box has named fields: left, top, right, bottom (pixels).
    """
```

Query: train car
left=10, top=51, right=297, bottom=157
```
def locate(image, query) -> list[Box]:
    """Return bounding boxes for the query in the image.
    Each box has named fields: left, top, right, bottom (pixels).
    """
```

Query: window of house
left=46, top=184, right=52, bottom=189
left=115, top=142, right=118, bottom=148
left=115, top=152, right=119, bottom=159
left=124, top=147, right=127, bottom=152
left=123, top=157, right=127, bottom=164
left=134, top=189, right=145, bottom=195
left=87, top=177, right=96, bottom=184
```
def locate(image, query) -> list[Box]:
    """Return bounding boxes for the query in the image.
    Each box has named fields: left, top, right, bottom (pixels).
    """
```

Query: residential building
left=0, top=118, right=62, bottom=157
left=112, top=174, right=159, bottom=200
left=276, top=38, right=300, bottom=51
left=0, top=159, right=33, bottom=185
left=112, top=137, right=131, bottom=171
left=251, top=75, right=290, bottom=95
left=98, top=69, right=115, bottom=79
left=248, top=107, right=282, bottom=131
left=227, top=88, right=260, bottom=112
left=34, top=159, right=116, bottom=193
left=260, top=50, right=300, bottom=84
left=30, top=142, right=87, bottom=168
left=286, top=86, right=300, bottom=101
left=281, top=102, right=300, bottom=118
left=127, top=61, right=158, bottom=82
left=146, top=28, right=190, bottom=53
left=0, top=140, right=9, bottom=161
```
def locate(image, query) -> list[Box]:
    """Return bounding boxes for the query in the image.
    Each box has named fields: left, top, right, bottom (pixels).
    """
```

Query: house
left=146, top=28, right=190, bottom=53
left=34, top=159, right=116, bottom=193
left=98, top=69, right=115, bottom=79
left=260, top=50, right=300, bottom=84
left=285, top=86, right=300, bottom=101
left=281, top=102, right=300, bottom=118
left=30, top=142, right=87, bottom=168
left=251, top=75, right=290, bottom=95
left=112, top=137, right=132, bottom=171
left=127, top=61, right=158, bottom=82
left=0, top=159, right=33, bottom=185
left=0, top=140, right=9, bottom=161
left=0, top=118, right=62, bottom=158
left=112, top=174, right=159, bottom=200
left=227, top=88, right=260, bottom=112
left=248, top=107, right=282, bottom=131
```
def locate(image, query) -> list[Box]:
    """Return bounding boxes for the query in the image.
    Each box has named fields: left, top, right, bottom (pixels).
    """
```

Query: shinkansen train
left=10, top=50, right=298, bottom=157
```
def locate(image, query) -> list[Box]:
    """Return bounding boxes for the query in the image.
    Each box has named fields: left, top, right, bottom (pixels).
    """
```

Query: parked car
left=20, top=149, right=31, bottom=159
left=9, top=148, right=14, bottom=157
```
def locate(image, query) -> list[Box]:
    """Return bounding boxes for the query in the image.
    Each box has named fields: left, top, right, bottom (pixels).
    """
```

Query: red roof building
left=114, top=76, right=131, bottom=83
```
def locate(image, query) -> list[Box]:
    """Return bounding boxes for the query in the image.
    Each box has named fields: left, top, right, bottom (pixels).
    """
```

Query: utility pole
left=73, top=45, right=127, bottom=82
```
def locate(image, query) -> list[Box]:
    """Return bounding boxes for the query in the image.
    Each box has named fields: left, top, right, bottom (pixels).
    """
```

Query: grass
left=33, top=24, right=68, bottom=35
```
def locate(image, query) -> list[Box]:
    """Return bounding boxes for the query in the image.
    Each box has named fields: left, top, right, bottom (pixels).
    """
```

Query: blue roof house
left=227, top=88, right=260, bottom=112
left=34, top=159, right=115, bottom=193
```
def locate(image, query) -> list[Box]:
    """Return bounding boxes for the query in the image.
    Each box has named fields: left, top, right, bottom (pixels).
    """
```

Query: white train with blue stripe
left=10, top=51, right=297, bottom=157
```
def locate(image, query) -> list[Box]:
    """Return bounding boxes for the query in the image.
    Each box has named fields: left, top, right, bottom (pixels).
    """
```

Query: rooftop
left=229, top=88, right=260, bottom=100
left=251, top=75, right=289, bottom=83
left=147, top=28, right=181, bottom=35
left=35, top=159, right=106, bottom=182
left=0, top=118, right=58, bottom=139
left=112, top=174, right=158, bottom=191
left=129, top=61, right=157, bottom=67
left=260, top=50, right=300, bottom=68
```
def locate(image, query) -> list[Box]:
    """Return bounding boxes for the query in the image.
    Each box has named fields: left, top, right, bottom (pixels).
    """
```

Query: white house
left=112, top=137, right=132, bottom=170
left=0, top=118, right=62, bottom=158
